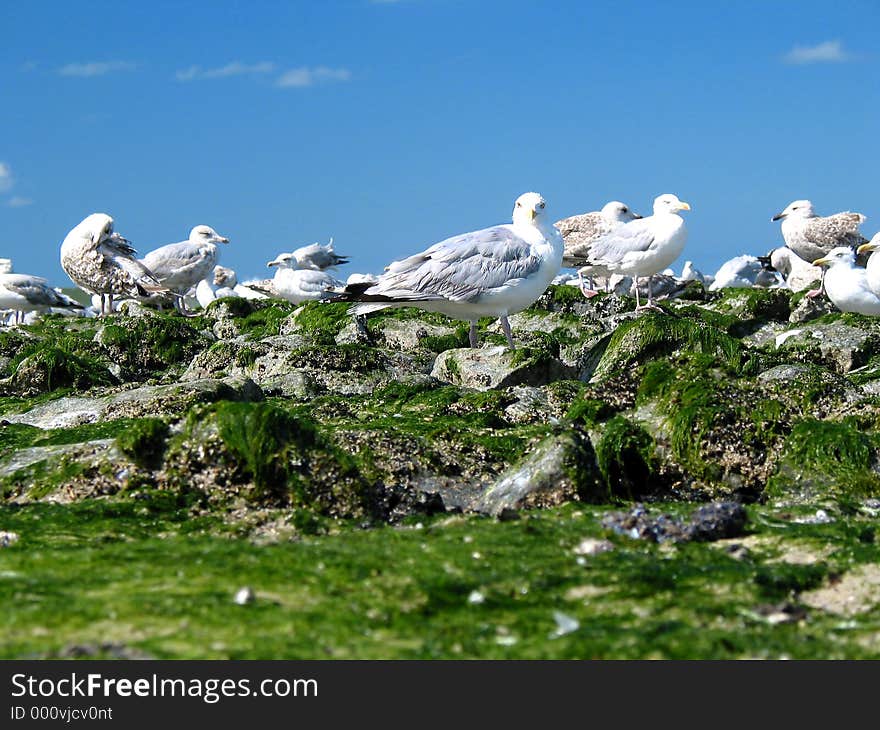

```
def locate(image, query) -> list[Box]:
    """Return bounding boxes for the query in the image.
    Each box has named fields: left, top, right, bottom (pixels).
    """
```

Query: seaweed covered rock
left=432, top=345, right=576, bottom=390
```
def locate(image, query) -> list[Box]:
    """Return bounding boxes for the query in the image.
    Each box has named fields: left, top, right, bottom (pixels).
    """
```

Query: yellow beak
left=678, top=202, right=691, bottom=211
left=857, top=242, right=880, bottom=255
left=812, top=256, right=830, bottom=267
left=529, top=209, right=536, bottom=221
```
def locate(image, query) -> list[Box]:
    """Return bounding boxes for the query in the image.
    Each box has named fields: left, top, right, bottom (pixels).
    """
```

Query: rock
left=234, top=587, right=256, bottom=605
left=475, top=429, right=601, bottom=516
left=773, top=322, right=880, bottom=374
left=789, top=296, right=836, bottom=324
left=431, top=346, right=576, bottom=391
left=0, top=531, right=19, bottom=547
left=4, top=377, right=264, bottom=429
left=572, top=537, right=614, bottom=556
left=601, top=502, right=747, bottom=543
left=371, top=318, right=458, bottom=351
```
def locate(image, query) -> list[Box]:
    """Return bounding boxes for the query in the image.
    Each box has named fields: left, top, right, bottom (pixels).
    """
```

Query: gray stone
left=431, top=346, right=576, bottom=391
left=773, top=322, right=880, bottom=373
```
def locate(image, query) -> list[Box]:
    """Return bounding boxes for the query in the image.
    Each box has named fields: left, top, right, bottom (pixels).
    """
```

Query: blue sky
left=2, top=0, right=879, bottom=286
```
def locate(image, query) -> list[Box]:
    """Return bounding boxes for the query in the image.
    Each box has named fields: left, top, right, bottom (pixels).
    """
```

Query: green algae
left=595, top=416, right=658, bottom=499
left=8, top=345, right=114, bottom=393
left=290, top=301, right=352, bottom=344
left=2, top=500, right=880, bottom=659
left=116, top=418, right=170, bottom=469
left=99, top=316, right=207, bottom=373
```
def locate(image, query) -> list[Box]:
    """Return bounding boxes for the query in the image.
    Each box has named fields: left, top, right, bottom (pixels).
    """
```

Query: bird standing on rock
left=555, top=201, right=642, bottom=296
left=60, top=213, right=167, bottom=316
left=772, top=200, right=868, bottom=298
left=329, top=192, right=563, bottom=349
left=811, top=247, right=880, bottom=316
left=140, top=225, right=230, bottom=315
left=578, top=194, right=690, bottom=309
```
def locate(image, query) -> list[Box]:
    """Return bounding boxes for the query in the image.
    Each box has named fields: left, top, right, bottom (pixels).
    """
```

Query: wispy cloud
left=276, top=66, right=352, bottom=88
left=58, top=61, right=137, bottom=77
left=175, top=61, right=276, bottom=82
left=783, top=40, right=851, bottom=65
left=0, top=162, right=12, bottom=193
left=7, top=196, right=33, bottom=208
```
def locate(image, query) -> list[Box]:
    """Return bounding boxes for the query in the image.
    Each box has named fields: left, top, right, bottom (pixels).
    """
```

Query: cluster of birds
left=0, top=192, right=876, bottom=346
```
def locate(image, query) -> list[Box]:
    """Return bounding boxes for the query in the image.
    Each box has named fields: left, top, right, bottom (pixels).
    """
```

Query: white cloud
left=58, top=61, right=137, bottom=77
left=7, top=196, right=33, bottom=208
left=0, top=162, right=12, bottom=193
left=176, top=61, right=276, bottom=82
left=276, top=66, right=352, bottom=88
left=783, top=40, right=850, bottom=65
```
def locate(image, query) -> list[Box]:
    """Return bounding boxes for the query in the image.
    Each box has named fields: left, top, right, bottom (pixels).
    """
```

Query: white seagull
left=289, top=238, right=349, bottom=271
left=579, top=193, right=690, bottom=309
left=140, top=225, right=230, bottom=314
left=0, top=273, right=84, bottom=324
left=60, top=213, right=167, bottom=316
left=556, top=201, right=642, bottom=296
left=332, top=192, right=563, bottom=349
left=811, top=247, right=880, bottom=316
left=265, top=253, right=346, bottom=304
left=857, top=233, right=880, bottom=301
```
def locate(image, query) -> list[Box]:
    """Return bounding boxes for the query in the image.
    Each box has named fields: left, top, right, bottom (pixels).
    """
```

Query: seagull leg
left=500, top=316, right=516, bottom=350
left=578, top=271, right=599, bottom=299
left=634, top=276, right=642, bottom=308
left=107, top=293, right=114, bottom=315
left=468, top=321, right=479, bottom=348
left=805, top=272, right=826, bottom=299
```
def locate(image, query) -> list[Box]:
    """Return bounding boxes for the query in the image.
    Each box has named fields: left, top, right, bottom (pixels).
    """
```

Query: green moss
left=566, top=397, right=616, bottom=427
left=10, top=346, right=114, bottom=393
left=421, top=326, right=470, bottom=353
left=709, top=287, right=792, bottom=324
left=289, top=301, right=352, bottom=345
left=99, top=316, right=206, bottom=373
left=595, top=416, right=657, bottom=499
left=116, top=418, right=170, bottom=469
left=590, top=311, right=751, bottom=383
left=287, top=344, right=387, bottom=372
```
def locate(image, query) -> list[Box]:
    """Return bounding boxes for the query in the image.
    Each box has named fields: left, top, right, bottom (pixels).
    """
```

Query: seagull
left=811, top=247, right=880, bottom=316
left=759, top=247, right=822, bottom=292
left=772, top=200, right=868, bottom=298
left=140, top=225, right=229, bottom=315
left=265, top=253, right=346, bottom=304
left=708, top=255, right=766, bottom=290
left=0, top=273, right=84, bottom=324
left=578, top=193, right=690, bottom=309
left=857, top=233, right=880, bottom=301
left=288, top=238, right=349, bottom=271
left=556, top=201, right=642, bottom=295
left=60, top=213, right=167, bottom=316
left=329, top=192, right=563, bottom=349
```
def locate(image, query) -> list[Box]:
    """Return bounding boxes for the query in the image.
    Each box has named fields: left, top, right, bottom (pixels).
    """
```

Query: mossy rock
left=168, top=401, right=379, bottom=518
left=116, top=418, right=170, bottom=469
left=7, top=347, right=115, bottom=395
left=766, top=418, right=880, bottom=506
left=595, top=416, right=659, bottom=500
left=97, top=315, right=211, bottom=376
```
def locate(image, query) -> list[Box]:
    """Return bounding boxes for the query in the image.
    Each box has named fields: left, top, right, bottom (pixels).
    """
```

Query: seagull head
left=857, top=232, right=880, bottom=257
left=77, top=213, right=114, bottom=246
left=772, top=200, right=814, bottom=222
left=601, top=201, right=643, bottom=223
left=653, top=194, right=691, bottom=215
left=813, top=246, right=855, bottom=268
left=267, top=253, right=297, bottom=269
left=213, top=265, right=237, bottom=287
left=190, top=225, right=229, bottom=244
left=512, top=192, right=548, bottom=226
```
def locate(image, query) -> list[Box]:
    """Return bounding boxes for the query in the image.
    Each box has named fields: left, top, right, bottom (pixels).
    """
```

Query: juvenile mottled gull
left=331, top=192, right=563, bottom=349
left=579, top=194, right=690, bottom=309
left=289, top=238, right=349, bottom=271
left=60, top=213, right=166, bottom=315
left=266, top=253, right=346, bottom=304
left=556, top=201, right=642, bottom=296
left=772, top=199, right=868, bottom=298
left=0, top=273, right=84, bottom=324
left=857, top=233, right=880, bottom=301
left=812, top=247, right=880, bottom=316
left=141, top=225, right=229, bottom=314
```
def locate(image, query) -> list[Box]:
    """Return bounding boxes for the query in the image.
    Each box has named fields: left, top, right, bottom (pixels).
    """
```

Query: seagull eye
left=516, top=202, right=522, bottom=207
left=538, top=202, right=545, bottom=209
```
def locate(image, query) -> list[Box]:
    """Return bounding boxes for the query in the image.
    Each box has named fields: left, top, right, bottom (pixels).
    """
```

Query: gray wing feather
left=588, top=220, right=657, bottom=264
left=371, top=226, right=540, bottom=303
left=1, top=275, right=70, bottom=307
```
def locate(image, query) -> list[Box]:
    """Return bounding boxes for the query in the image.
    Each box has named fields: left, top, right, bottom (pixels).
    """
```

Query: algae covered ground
left=2, top=285, right=880, bottom=659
